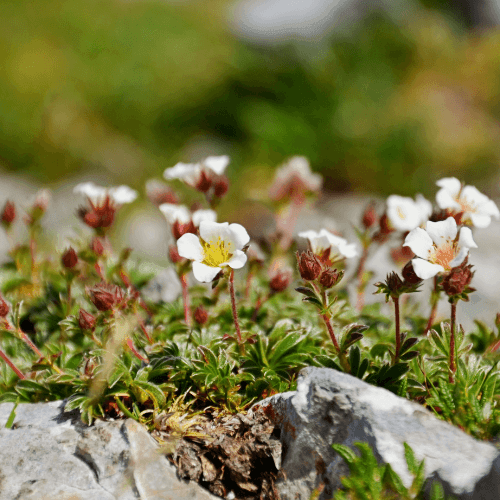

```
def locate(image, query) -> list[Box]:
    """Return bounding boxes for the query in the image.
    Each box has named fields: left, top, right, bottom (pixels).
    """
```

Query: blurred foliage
left=0, top=0, right=499, bottom=198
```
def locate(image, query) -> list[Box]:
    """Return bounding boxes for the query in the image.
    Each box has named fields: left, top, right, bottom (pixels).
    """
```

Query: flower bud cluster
left=86, top=282, right=126, bottom=312
left=374, top=261, right=423, bottom=301
left=441, top=256, right=475, bottom=299
left=296, top=250, right=344, bottom=289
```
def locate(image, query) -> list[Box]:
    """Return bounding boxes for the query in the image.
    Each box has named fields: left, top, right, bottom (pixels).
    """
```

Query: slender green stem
left=449, top=302, right=457, bottom=383
left=229, top=269, right=243, bottom=345
left=356, top=245, right=370, bottom=312
left=114, top=396, right=139, bottom=421
left=180, top=274, right=192, bottom=327
left=424, top=276, right=439, bottom=335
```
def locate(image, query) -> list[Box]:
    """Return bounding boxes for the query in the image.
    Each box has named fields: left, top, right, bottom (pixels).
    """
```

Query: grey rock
left=0, top=400, right=220, bottom=500
left=253, top=367, right=500, bottom=500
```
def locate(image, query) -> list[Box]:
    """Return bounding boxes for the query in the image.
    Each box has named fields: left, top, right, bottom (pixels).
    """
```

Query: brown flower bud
left=296, top=251, right=322, bottom=281
left=145, top=180, right=179, bottom=206
left=194, top=305, right=208, bottom=325
left=390, top=244, right=414, bottom=266
left=79, top=308, right=96, bottom=330
left=90, top=237, right=104, bottom=256
left=319, top=268, right=343, bottom=289
left=213, top=177, right=229, bottom=198
left=270, top=269, right=292, bottom=293
left=402, top=260, right=422, bottom=285
left=195, top=170, right=213, bottom=193
left=442, top=260, right=474, bottom=296
left=87, top=282, right=124, bottom=312
left=1, top=201, right=16, bottom=226
left=169, top=245, right=183, bottom=264
left=379, top=213, right=394, bottom=235
left=62, top=247, right=78, bottom=269
left=387, top=272, right=404, bottom=295
left=362, top=204, right=378, bottom=229
left=78, top=196, right=116, bottom=229
left=0, top=295, right=9, bottom=318
left=172, top=220, right=197, bottom=240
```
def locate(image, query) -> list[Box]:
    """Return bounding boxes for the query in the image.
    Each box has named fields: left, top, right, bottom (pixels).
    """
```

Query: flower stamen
left=201, top=237, right=233, bottom=267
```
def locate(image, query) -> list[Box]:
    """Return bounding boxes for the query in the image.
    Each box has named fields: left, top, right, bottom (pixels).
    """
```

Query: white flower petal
left=479, top=199, right=500, bottom=218
left=403, top=227, right=434, bottom=259
left=436, top=188, right=461, bottom=210
left=192, top=262, right=222, bottom=282
left=74, top=182, right=107, bottom=202
left=469, top=213, right=492, bottom=228
left=412, top=259, right=444, bottom=279
left=320, top=229, right=347, bottom=247
left=199, top=221, right=230, bottom=245
left=460, top=186, right=489, bottom=208
left=449, top=247, right=469, bottom=268
left=192, top=209, right=217, bottom=226
left=436, top=177, right=461, bottom=196
left=159, top=204, right=191, bottom=224
left=203, top=156, right=230, bottom=175
left=226, top=250, right=248, bottom=269
left=458, top=227, right=477, bottom=249
left=298, top=230, right=321, bottom=240
left=163, top=162, right=200, bottom=183
left=426, top=218, right=457, bottom=246
left=109, top=185, right=138, bottom=204
left=227, top=223, right=250, bottom=249
left=415, top=194, right=432, bottom=224
left=177, top=233, right=203, bottom=261
left=387, top=195, right=421, bottom=231
left=338, top=242, right=358, bottom=258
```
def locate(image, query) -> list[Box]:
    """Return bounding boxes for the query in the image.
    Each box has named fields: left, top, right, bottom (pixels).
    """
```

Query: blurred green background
left=1, top=0, right=500, bottom=202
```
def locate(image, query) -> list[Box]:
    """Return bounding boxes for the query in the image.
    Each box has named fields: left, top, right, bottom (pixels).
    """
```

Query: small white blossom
left=177, top=221, right=250, bottom=282
left=163, top=156, right=230, bottom=186
left=403, top=217, right=477, bottom=279
left=436, top=177, right=499, bottom=228
left=159, top=204, right=217, bottom=227
left=269, top=156, right=322, bottom=201
left=298, top=229, right=358, bottom=259
left=386, top=194, right=432, bottom=231
left=74, top=182, right=137, bottom=205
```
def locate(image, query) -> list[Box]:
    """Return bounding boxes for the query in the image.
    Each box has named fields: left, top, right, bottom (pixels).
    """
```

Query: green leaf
left=400, top=337, right=419, bottom=354
left=302, top=296, right=323, bottom=308
left=295, top=286, right=317, bottom=298
left=133, top=380, right=166, bottom=408
left=349, top=346, right=360, bottom=377
left=403, top=442, right=417, bottom=473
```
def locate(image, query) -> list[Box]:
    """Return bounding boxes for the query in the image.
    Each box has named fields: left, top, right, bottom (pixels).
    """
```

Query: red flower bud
left=362, top=204, right=377, bottom=229
left=169, top=245, right=183, bottom=264
left=0, top=295, right=9, bottom=318
left=319, top=268, right=343, bottom=289
left=213, top=177, right=229, bottom=198
left=270, top=269, right=292, bottom=293
left=87, top=282, right=124, bottom=312
left=90, top=237, right=104, bottom=256
left=379, top=213, right=394, bottom=235
left=402, top=260, right=422, bottom=285
left=172, top=220, right=197, bottom=240
left=145, top=180, right=179, bottom=207
left=62, top=247, right=78, bottom=269
left=1, top=201, right=16, bottom=226
left=296, top=251, right=322, bottom=281
left=194, top=305, right=208, bottom=325
left=78, top=196, right=116, bottom=229
left=195, top=170, right=213, bottom=193
left=442, top=258, right=475, bottom=296
left=79, top=309, right=96, bottom=330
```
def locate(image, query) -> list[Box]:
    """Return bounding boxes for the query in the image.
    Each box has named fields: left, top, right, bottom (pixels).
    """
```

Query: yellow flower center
left=430, top=242, right=455, bottom=270
left=201, top=237, right=233, bottom=267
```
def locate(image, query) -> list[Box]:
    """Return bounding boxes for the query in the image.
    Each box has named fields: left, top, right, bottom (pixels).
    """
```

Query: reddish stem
left=20, top=331, right=43, bottom=359
left=449, top=302, right=457, bottom=383
left=229, top=269, right=243, bottom=344
left=322, top=314, right=340, bottom=352
left=394, top=296, right=401, bottom=364
left=126, top=337, right=148, bottom=363
left=0, top=347, right=25, bottom=379
left=251, top=292, right=271, bottom=322
left=278, top=196, right=304, bottom=251
left=29, top=236, right=36, bottom=276
left=424, top=276, right=439, bottom=335
left=180, top=274, right=192, bottom=327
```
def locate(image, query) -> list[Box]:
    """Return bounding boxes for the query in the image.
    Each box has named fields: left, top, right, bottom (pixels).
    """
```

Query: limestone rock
left=0, top=400, right=220, bottom=500
left=253, top=367, right=500, bottom=500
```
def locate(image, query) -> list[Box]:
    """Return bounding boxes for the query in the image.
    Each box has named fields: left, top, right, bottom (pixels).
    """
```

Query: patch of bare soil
left=152, top=407, right=282, bottom=499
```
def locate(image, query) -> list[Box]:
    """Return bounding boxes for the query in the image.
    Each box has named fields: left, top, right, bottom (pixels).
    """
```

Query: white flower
left=298, top=229, right=358, bottom=259
left=386, top=194, right=432, bottom=231
left=436, top=177, right=500, bottom=228
left=163, top=156, right=230, bottom=186
left=403, top=217, right=477, bottom=279
left=177, top=221, right=250, bottom=282
left=159, top=203, right=191, bottom=224
left=159, top=204, right=217, bottom=227
left=74, top=182, right=137, bottom=205
left=192, top=209, right=217, bottom=226
left=269, top=156, right=322, bottom=201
